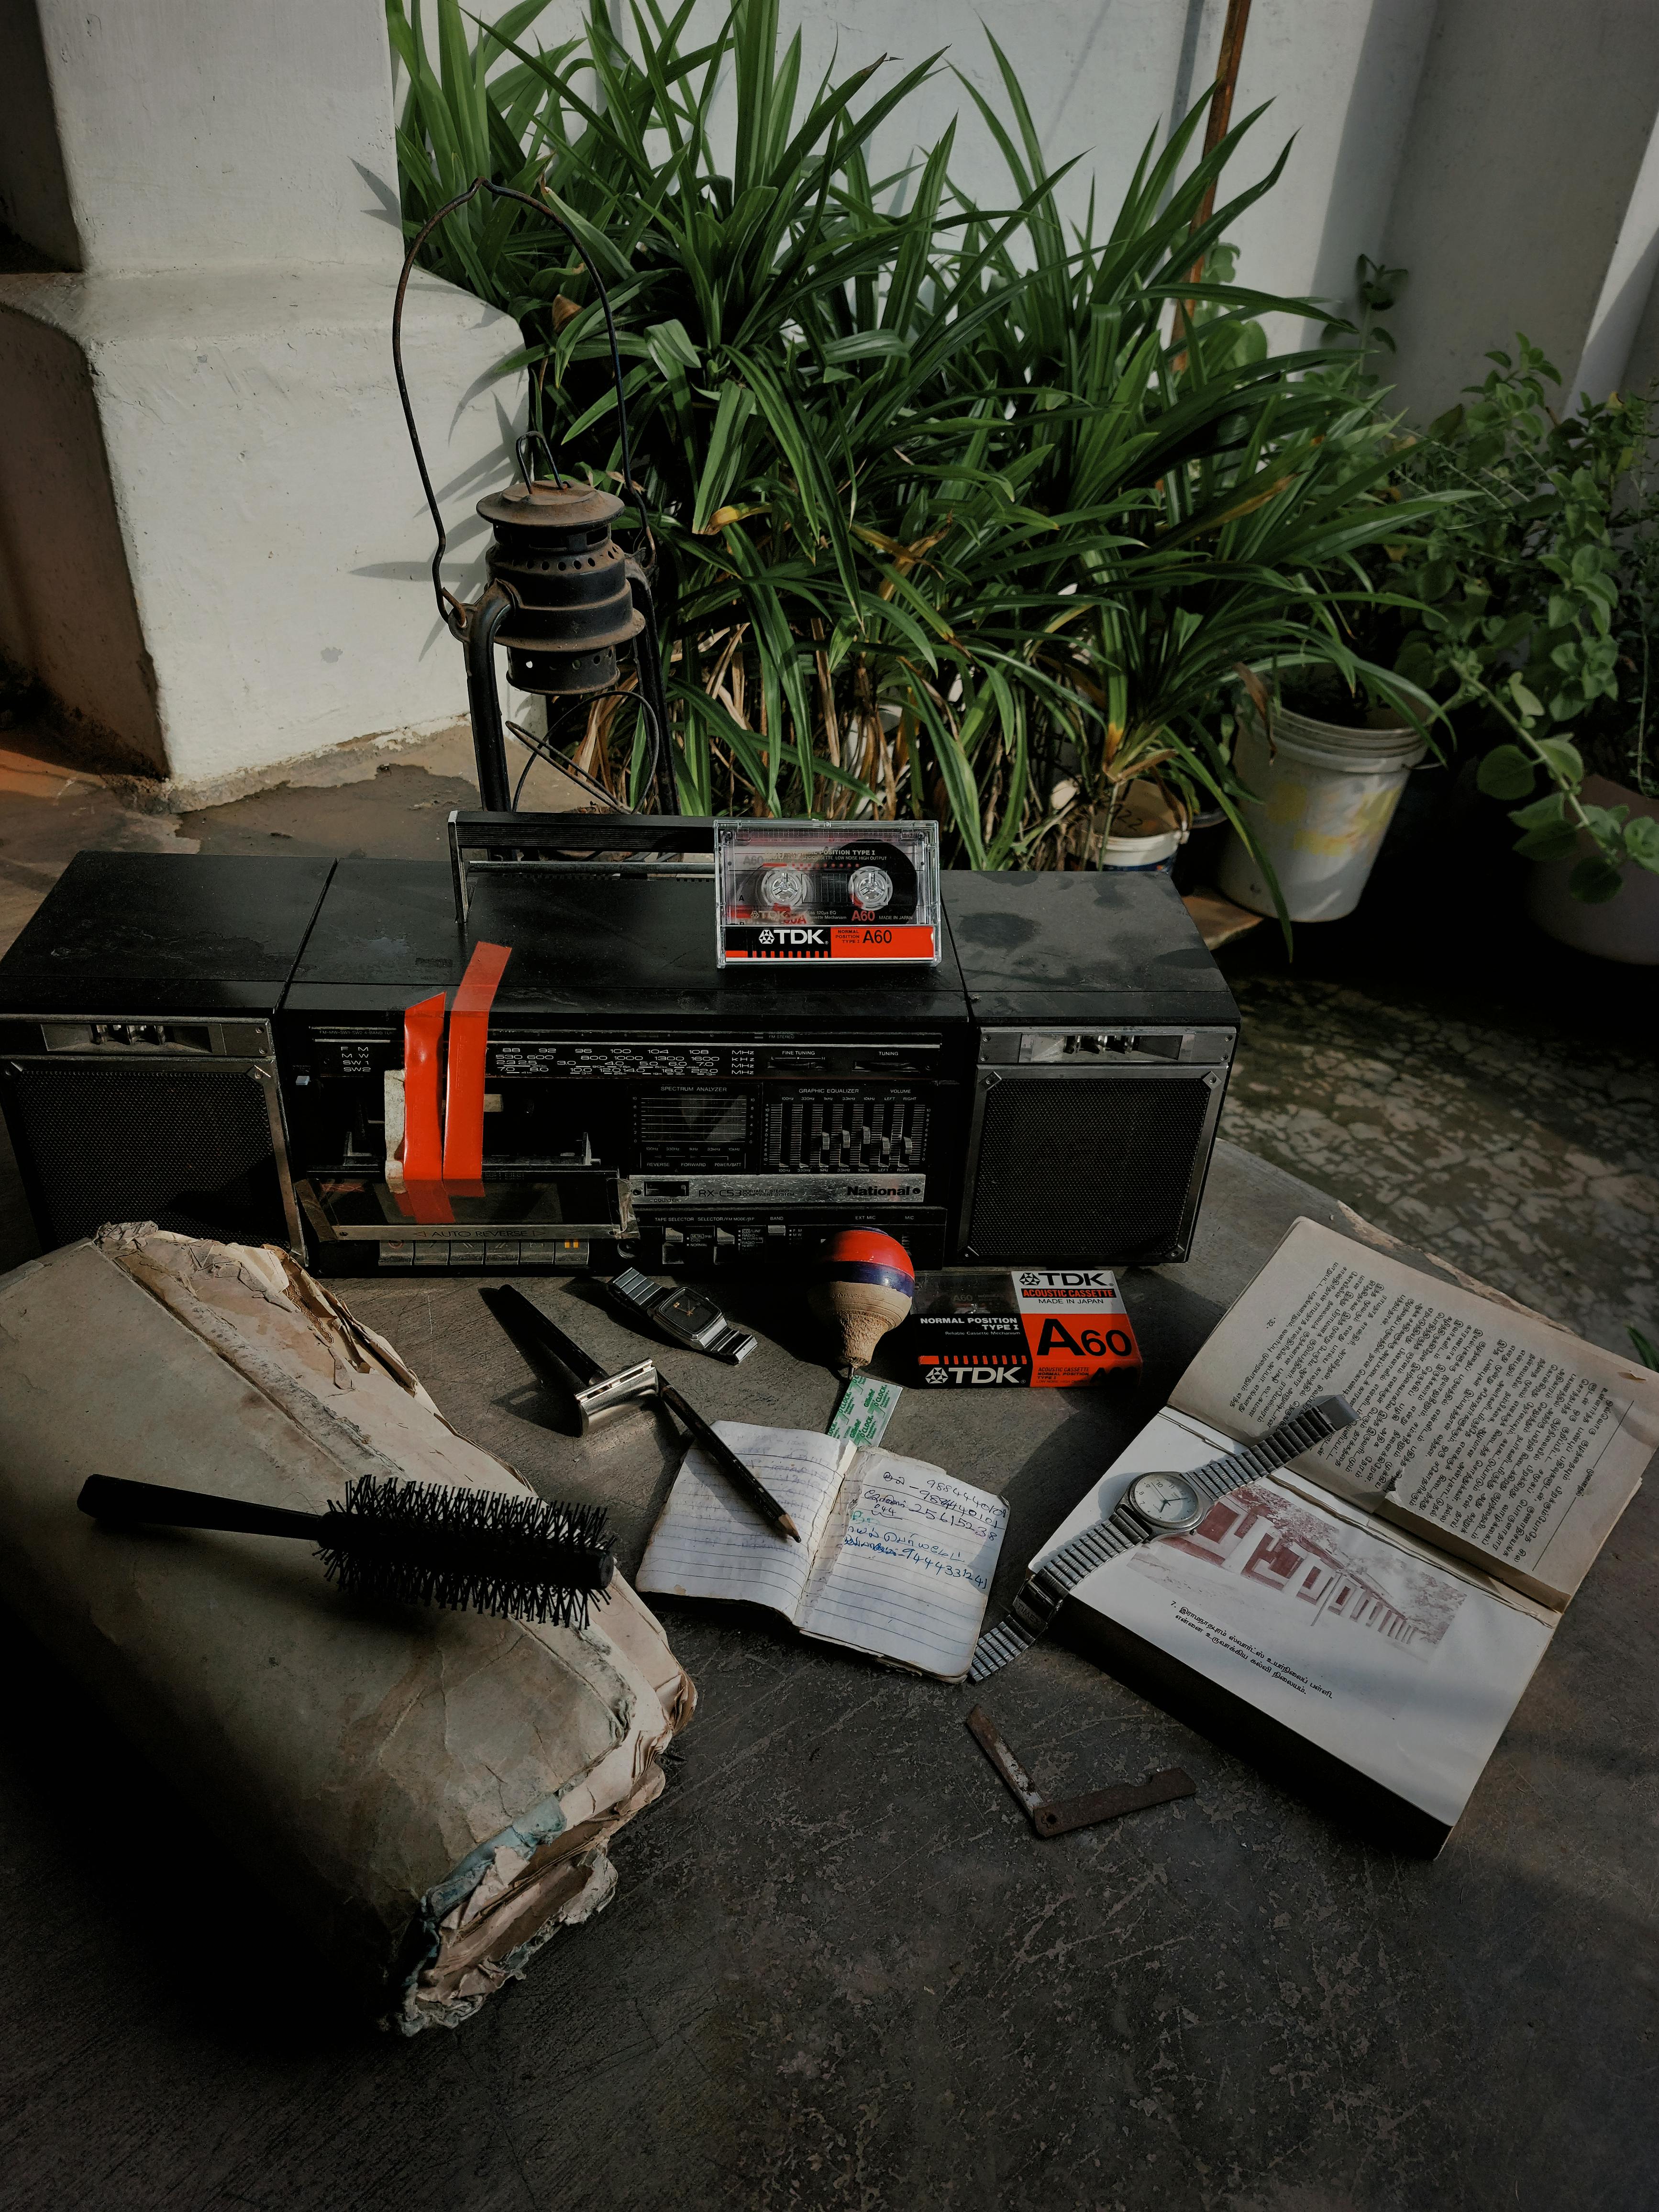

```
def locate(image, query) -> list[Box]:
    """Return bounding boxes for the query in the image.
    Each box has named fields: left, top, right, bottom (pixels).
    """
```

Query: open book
left=1037, top=1218, right=1659, bottom=1849
left=637, top=1423, right=1007, bottom=1681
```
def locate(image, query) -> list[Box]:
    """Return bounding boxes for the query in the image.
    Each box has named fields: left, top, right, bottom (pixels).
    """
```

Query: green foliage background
left=388, top=0, right=1431, bottom=866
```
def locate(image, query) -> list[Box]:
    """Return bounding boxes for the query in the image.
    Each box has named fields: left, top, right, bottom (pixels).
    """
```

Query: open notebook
left=637, top=1423, right=1007, bottom=1681
left=1037, top=1217, right=1658, bottom=1848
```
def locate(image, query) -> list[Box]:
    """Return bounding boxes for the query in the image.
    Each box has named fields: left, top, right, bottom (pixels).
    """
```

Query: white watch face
left=1127, top=1471, right=1205, bottom=1532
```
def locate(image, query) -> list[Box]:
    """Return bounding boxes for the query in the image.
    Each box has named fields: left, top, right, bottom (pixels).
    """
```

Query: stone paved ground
left=1218, top=977, right=1659, bottom=1358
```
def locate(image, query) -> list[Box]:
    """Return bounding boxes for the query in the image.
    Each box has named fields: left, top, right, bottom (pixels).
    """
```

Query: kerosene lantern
left=391, top=179, right=674, bottom=813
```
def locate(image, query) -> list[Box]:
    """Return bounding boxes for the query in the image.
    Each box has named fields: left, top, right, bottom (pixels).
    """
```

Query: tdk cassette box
left=897, top=1267, right=1142, bottom=1388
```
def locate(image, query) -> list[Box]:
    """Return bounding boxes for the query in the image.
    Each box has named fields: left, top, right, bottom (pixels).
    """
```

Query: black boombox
left=0, top=818, right=1238, bottom=1277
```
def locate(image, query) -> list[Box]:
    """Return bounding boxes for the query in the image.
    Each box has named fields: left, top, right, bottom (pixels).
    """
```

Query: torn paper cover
left=0, top=1227, right=694, bottom=2033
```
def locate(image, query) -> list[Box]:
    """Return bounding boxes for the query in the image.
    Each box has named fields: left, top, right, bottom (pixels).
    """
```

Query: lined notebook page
left=635, top=1422, right=852, bottom=1621
left=799, top=1451, right=1008, bottom=1680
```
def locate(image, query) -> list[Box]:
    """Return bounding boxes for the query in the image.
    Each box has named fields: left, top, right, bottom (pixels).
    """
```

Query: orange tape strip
left=402, top=991, right=452, bottom=1225
left=441, top=940, right=512, bottom=1193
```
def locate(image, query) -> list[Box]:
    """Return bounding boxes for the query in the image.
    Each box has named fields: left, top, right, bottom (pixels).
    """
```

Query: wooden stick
left=1174, top=0, right=1255, bottom=367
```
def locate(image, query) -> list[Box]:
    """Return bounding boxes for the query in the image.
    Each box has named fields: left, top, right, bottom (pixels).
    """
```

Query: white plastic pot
left=1100, top=826, right=1181, bottom=871
left=1526, top=773, right=1659, bottom=964
left=1095, top=776, right=1184, bottom=871
left=1218, top=704, right=1427, bottom=921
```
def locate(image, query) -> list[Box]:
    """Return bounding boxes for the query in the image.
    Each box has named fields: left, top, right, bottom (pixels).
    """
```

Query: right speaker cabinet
left=958, top=1055, right=1229, bottom=1266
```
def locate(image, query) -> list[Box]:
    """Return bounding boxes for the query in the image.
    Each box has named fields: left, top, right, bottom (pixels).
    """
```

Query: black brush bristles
left=317, top=1475, right=615, bottom=1627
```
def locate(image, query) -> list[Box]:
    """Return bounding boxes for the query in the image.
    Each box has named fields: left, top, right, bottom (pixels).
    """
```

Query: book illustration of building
left=1148, top=1482, right=1464, bottom=1656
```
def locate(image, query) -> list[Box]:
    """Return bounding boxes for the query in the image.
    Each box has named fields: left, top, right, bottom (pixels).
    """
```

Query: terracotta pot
left=1526, top=774, right=1659, bottom=965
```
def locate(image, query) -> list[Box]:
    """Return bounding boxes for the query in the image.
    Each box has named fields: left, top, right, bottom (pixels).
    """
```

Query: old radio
left=0, top=827, right=1238, bottom=1277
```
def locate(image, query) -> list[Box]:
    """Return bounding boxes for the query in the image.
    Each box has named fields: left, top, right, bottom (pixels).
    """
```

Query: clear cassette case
left=714, top=819, right=941, bottom=966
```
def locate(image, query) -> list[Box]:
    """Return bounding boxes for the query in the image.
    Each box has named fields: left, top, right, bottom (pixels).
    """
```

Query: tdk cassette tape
left=894, top=1267, right=1142, bottom=1388
left=714, top=818, right=941, bottom=965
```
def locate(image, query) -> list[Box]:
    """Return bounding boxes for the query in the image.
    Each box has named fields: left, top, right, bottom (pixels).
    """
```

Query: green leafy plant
left=1353, top=337, right=1659, bottom=902
left=387, top=0, right=1428, bottom=880
left=1320, top=252, right=1408, bottom=361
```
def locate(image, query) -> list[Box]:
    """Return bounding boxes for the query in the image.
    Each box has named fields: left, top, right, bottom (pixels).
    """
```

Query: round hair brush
left=77, top=1471, right=615, bottom=1628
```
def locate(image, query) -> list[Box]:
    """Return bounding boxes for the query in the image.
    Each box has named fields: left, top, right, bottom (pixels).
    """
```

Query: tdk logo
left=926, top=1366, right=1028, bottom=1387
left=758, top=926, right=827, bottom=946
left=1019, top=1269, right=1116, bottom=1289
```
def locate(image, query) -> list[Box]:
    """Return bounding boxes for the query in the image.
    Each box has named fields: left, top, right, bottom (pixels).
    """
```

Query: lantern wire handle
left=391, top=177, right=645, bottom=633
left=515, top=430, right=566, bottom=492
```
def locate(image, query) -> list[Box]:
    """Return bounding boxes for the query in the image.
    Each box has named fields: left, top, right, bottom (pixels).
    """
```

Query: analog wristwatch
left=967, top=1393, right=1356, bottom=1682
left=608, top=1266, right=757, bottom=1364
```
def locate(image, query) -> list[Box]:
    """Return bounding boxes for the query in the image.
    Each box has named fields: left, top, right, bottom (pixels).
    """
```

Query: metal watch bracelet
left=609, top=1266, right=757, bottom=1364
left=968, top=1394, right=1356, bottom=1683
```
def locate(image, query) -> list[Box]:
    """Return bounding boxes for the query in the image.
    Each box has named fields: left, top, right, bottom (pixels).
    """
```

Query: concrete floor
left=5, top=1144, right=1655, bottom=2212
left=1222, top=976, right=1656, bottom=1357
left=1213, top=776, right=1659, bottom=1364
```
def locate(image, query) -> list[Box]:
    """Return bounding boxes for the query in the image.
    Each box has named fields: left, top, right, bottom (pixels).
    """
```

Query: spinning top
left=808, top=1229, right=915, bottom=1372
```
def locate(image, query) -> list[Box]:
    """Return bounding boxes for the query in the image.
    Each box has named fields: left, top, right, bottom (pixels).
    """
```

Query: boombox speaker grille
left=2, top=1062, right=290, bottom=1250
left=964, top=1070, right=1217, bottom=1263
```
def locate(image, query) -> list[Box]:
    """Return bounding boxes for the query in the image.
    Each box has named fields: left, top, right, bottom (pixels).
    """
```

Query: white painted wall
left=1379, top=0, right=1659, bottom=414
left=1574, top=103, right=1659, bottom=405
left=0, top=0, right=524, bottom=795
left=11, top=0, right=410, bottom=273
left=0, top=267, right=521, bottom=787
left=774, top=0, right=1201, bottom=239
left=775, top=0, right=1438, bottom=350
left=767, top=0, right=1659, bottom=401
left=1213, top=0, right=1440, bottom=351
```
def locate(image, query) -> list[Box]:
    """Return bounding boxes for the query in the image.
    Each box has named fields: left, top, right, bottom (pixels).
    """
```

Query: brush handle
left=482, top=1284, right=608, bottom=1387
left=78, top=1474, right=331, bottom=1543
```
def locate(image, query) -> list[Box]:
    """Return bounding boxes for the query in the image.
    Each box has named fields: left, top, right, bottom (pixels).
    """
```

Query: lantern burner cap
left=476, top=478, right=629, bottom=531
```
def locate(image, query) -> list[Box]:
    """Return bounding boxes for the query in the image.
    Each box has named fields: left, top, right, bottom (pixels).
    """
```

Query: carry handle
left=452, top=810, right=718, bottom=852
left=77, top=1474, right=329, bottom=1543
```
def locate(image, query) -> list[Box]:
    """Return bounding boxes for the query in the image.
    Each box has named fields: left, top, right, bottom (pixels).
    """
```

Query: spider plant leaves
left=691, top=385, right=759, bottom=532
left=392, top=0, right=1428, bottom=875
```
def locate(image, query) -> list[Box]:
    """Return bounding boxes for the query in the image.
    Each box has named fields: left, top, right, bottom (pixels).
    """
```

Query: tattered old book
left=1037, top=1218, right=1657, bottom=1851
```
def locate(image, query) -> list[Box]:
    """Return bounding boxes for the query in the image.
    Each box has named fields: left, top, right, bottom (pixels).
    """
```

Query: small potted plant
left=1375, top=341, right=1659, bottom=955
left=1509, top=503, right=1659, bottom=962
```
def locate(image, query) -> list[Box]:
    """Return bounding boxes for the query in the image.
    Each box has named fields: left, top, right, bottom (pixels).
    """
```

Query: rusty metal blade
left=1031, top=1768, right=1195, bottom=1838
left=967, top=1706, right=1195, bottom=1839
left=964, top=1704, right=1046, bottom=1819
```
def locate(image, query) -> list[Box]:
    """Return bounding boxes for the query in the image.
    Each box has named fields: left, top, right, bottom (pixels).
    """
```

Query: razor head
left=573, top=1357, right=659, bottom=1434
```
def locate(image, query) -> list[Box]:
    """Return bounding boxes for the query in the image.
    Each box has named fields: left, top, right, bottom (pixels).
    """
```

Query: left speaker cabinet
left=0, top=850, right=334, bottom=1264
left=0, top=1019, right=306, bottom=1256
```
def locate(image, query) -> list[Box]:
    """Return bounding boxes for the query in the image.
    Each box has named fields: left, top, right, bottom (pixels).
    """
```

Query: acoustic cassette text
left=1012, top=1268, right=1142, bottom=1386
